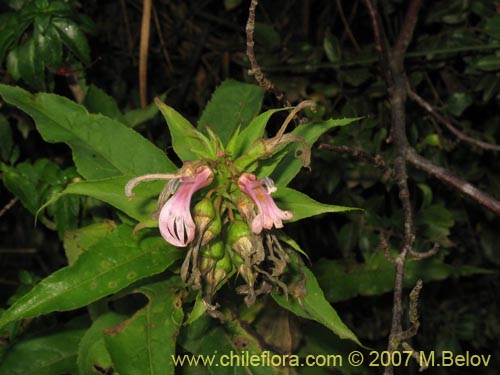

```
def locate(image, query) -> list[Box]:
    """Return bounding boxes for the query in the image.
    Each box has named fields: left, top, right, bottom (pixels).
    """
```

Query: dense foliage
left=0, top=0, right=499, bottom=374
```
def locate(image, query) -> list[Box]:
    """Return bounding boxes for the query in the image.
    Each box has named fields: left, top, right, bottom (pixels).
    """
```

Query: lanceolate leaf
left=64, top=221, right=117, bottom=265
left=272, top=259, right=362, bottom=347
left=231, top=107, right=290, bottom=157
left=273, top=187, right=359, bottom=223
left=155, top=98, right=216, bottom=160
left=0, top=84, right=176, bottom=180
left=272, top=117, right=362, bottom=186
left=8, top=38, right=45, bottom=90
left=52, top=17, right=90, bottom=64
left=84, top=84, right=128, bottom=125
left=198, top=79, right=264, bottom=146
left=0, top=226, right=183, bottom=329
left=104, top=279, right=185, bottom=375
left=0, top=328, right=85, bottom=375
left=41, top=176, right=164, bottom=222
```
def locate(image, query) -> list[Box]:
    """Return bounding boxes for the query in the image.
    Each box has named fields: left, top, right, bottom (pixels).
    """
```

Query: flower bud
left=193, top=197, right=216, bottom=229
left=201, top=212, right=222, bottom=246
left=205, top=251, right=232, bottom=293
left=204, top=239, right=225, bottom=260
left=199, top=256, right=216, bottom=275
left=227, top=220, right=254, bottom=259
left=216, top=251, right=233, bottom=274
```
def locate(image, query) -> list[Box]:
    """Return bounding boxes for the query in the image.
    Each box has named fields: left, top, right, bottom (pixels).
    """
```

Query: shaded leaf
left=53, top=17, right=90, bottom=64
left=83, top=84, right=127, bottom=125
left=124, top=96, right=163, bottom=128
left=447, top=92, right=472, bottom=116
left=34, top=23, right=62, bottom=69
left=8, top=38, right=45, bottom=90
left=0, top=114, right=14, bottom=162
left=0, top=328, right=85, bottom=375
left=314, top=253, right=496, bottom=303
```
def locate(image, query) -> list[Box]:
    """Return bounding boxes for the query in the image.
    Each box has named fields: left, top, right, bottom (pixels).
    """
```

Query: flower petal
left=237, top=173, right=293, bottom=234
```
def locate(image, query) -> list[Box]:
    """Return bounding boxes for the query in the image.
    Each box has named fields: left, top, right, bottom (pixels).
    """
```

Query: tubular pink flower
left=159, top=166, right=214, bottom=247
left=237, top=173, right=293, bottom=234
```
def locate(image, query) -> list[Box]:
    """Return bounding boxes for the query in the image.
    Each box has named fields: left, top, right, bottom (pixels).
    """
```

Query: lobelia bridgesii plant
left=125, top=99, right=321, bottom=315
left=0, top=81, right=363, bottom=374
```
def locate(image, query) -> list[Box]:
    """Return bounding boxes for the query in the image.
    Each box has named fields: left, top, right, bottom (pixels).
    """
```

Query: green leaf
left=447, top=92, right=472, bottom=116
left=323, top=30, right=341, bottom=63
left=472, top=55, right=500, bottom=71
left=0, top=12, right=30, bottom=63
left=1, top=159, right=56, bottom=214
left=416, top=204, right=455, bottom=240
left=52, top=17, right=90, bottom=64
left=104, top=279, right=185, bottom=375
left=83, top=84, right=128, bottom=125
left=232, top=107, right=290, bottom=157
left=155, top=98, right=216, bottom=160
left=198, top=80, right=264, bottom=146
left=8, top=38, right=45, bottom=90
left=253, top=23, right=281, bottom=50
left=0, top=328, right=85, bottom=375
left=485, top=16, right=500, bottom=40
left=271, top=117, right=361, bottom=186
left=124, top=96, right=163, bottom=128
left=417, top=183, right=433, bottom=209
left=50, top=193, right=80, bottom=238
left=224, top=0, right=243, bottom=10
left=0, top=85, right=176, bottom=179
left=273, top=187, right=359, bottom=223
left=0, top=225, right=183, bottom=329
left=184, top=292, right=207, bottom=326
left=77, top=312, right=125, bottom=375
left=34, top=23, right=62, bottom=69
left=64, top=221, right=117, bottom=265
left=42, top=176, right=164, bottom=222
left=272, top=260, right=362, bottom=347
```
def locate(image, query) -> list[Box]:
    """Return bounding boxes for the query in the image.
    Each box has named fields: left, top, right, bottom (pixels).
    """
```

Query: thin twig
left=408, top=89, right=500, bottom=152
left=246, top=0, right=287, bottom=103
left=139, top=0, right=153, bottom=108
left=119, top=0, right=136, bottom=64
left=318, top=144, right=395, bottom=179
left=152, top=3, right=174, bottom=75
left=363, top=0, right=391, bottom=84
left=391, top=0, right=422, bottom=71
left=336, top=0, right=361, bottom=52
left=0, top=197, right=18, bottom=218
left=406, top=148, right=500, bottom=214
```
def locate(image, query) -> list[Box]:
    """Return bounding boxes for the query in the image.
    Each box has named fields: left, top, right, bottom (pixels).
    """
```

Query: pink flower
left=237, top=173, right=293, bottom=234
left=159, top=166, right=214, bottom=247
